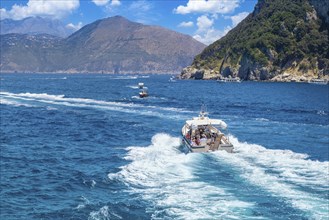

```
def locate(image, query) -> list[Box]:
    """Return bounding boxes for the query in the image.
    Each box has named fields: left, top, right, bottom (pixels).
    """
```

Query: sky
left=0, top=0, right=258, bottom=45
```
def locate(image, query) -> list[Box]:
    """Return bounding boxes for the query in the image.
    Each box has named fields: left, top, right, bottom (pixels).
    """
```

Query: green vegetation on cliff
left=190, top=0, right=328, bottom=81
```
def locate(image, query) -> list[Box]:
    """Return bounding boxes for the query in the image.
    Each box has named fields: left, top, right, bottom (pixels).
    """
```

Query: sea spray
left=108, top=133, right=254, bottom=219
left=213, top=136, right=329, bottom=219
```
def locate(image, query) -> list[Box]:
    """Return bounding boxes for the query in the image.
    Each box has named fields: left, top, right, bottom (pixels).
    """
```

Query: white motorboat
left=139, top=88, right=148, bottom=98
left=138, top=82, right=144, bottom=89
left=217, top=77, right=241, bottom=83
left=308, top=79, right=328, bottom=85
left=169, top=76, right=177, bottom=82
left=181, top=107, right=234, bottom=153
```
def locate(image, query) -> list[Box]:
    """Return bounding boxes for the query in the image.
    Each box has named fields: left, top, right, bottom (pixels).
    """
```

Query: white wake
left=214, top=136, right=329, bottom=219
left=107, top=133, right=254, bottom=219
left=0, top=91, right=191, bottom=119
left=107, top=134, right=328, bottom=219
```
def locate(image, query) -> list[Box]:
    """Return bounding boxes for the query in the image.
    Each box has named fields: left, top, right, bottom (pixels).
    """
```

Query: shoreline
left=1, top=71, right=328, bottom=84
left=0, top=71, right=180, bottom=75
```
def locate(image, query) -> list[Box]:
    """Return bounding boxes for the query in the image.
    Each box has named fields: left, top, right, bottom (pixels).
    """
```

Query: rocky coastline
left=179, top=66, right=329, bottom=83
left=179, top=0, right=329, bottom=83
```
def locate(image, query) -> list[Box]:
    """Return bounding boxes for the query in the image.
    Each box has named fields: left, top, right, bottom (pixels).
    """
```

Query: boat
left=217, top=77, right=241, bottom=83
left=181, top=107, right=234, bottom=153
left=308, top=78, right=328, bottom=85
left=138, top=82, right=144, bottom=89
left=139, top=88, right=148, bottom=98
left=169, top=76, right=177, bottom=82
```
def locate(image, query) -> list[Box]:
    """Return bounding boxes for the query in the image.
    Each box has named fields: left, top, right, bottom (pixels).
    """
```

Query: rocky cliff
left=0, top=16, right=206, bottom=74
left=180, top=0, right=329, bottom=82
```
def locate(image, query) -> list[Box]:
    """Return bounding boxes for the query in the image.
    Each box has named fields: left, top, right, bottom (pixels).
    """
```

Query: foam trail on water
left=108, top=133, right=254, bottom=219
left=127, top=85, right=139, bottom=89
left=33, top=77, right=67, bottom=80
left=112, top=75, right=138, bottom=80
left=0, top=92, right=192, bottom=118
left=0, top=98, right=35, bottom=107
left=214, top=136, right=329, bottom=219
left=255, top=118, right=270, bottom=122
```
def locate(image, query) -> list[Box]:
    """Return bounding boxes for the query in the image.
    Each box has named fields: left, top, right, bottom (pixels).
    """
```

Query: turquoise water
left=1, top=73, right=328, bottom=219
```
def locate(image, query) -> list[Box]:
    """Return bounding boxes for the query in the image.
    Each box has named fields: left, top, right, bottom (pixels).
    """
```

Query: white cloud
left=193, top=26, right=230, bottom=45
left=0, top=8, right=8, bottom=19
left=174, top=0, right=240, bottom=15
left=196, top=15, right=214, bottom=33
left=91, top=0, right=121, bottom=6
left=0, top=0, right=79, bottom=20
left=193, top=15, right=230, bottom=45
left=129, top=0, right=152, bottom=12
left=92, top=0, right=110, bottom=6
left=127, top=1, right=154, bottom=24
left=231, top=11, right=249, bottom=27
left=173, top=0, right=242, bottom=45
left=66, top=22, right=83, bottom=31
left=92, top=0, right=120, bottom=7
left=178, top=21, right=194, bottom=28
left=111, top=0, right=121, bottom=6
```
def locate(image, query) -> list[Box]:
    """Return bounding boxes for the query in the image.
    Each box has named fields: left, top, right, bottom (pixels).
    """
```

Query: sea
left=0, top=73, right=328, bottom=220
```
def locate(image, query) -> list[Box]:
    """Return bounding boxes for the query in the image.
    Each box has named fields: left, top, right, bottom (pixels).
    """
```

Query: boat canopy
left=185, top=117, right=227, bottom=129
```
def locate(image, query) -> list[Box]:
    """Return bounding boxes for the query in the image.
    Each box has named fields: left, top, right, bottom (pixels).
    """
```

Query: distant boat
left=181, top=106, right=233, bottom=153
left=169, top=76, right=177, bottom=82
left=139, top=88, right=148, bottom=98
left=138, top=82, right=144, bottom=89
left=308, top=78, right=328, bottom=85
left=217, top=77, right=241, bottom=83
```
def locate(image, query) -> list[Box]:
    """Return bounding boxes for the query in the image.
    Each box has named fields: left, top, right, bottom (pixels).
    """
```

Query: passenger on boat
left=195, top=135, right=200, bottom=145
left=210, top=133, right=216, bottom=143
left=191, top=138, right=197, bottom=146
left=200, top=134, right=207, bottom=146
left=186, top=132, right=191, bottom=140
left=199, top=127, right=205, bottom=136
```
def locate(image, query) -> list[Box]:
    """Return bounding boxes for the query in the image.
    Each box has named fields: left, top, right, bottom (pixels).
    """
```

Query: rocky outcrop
left=180, top=66, right=219, bottom=80
left=180, top=0, right=329, bottom=82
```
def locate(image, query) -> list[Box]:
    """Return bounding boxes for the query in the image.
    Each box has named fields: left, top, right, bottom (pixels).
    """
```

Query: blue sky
left=0, top=0, right=257, bottom=45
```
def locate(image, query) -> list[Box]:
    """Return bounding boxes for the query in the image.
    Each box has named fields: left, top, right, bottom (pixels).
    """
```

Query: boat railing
left=221, top=136, right=229, bottom=144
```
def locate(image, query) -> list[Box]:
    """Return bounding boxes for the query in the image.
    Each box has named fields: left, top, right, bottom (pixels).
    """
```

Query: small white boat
left=138, top=82, right=144, bottom=89
left=181, top=107, right=233, bottom=153
left=217, top=77, right=241, bottom=83
left=308, top=79, right=328, bottom=85
left=169, top=76, right=177, bottom=82
left=139, top=89, right=148, bottom=98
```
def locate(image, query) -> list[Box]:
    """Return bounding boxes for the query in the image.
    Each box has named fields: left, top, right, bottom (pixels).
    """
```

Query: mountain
left=0, top=17, right=73, bottom=37
left=0, top=34, right=63, bottom=72
left=180, top=0, right=329, bottom=82
left=0, top=16, right=206, bottom=74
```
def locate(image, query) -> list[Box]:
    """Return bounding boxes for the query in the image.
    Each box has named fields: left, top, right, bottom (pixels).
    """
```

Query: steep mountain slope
left=0, top=17, right=73, bottom=37
left=180, top=0, right=328, bottom=81
left=0, top=16, right=206, bottom=73
left=61, top=16, right=206, bottom=73
left=0, top=34, right=63, bottom=72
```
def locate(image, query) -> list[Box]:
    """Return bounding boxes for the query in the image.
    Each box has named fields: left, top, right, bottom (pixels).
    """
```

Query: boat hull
left=139, top=94, right=148, bottom=98
left=308, top=81, right=328, bottom=85
left=217, top=78, right=241, bottom=83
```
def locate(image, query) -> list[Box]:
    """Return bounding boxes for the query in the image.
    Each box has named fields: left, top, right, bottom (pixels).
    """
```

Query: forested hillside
left=181, top=0, right=329, bottom=81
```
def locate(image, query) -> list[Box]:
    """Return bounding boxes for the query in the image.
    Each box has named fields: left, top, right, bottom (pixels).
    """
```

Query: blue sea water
left=0, top=73, right=328, bottom=220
